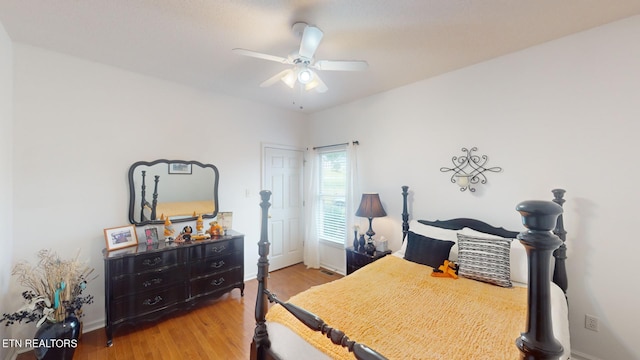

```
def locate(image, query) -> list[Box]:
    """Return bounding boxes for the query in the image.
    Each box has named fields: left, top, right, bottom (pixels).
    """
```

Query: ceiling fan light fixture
left=297, top=67, right=313, bottom=84
left=281, top=71, right=297, bottom=88
left=305, top=73, right=328, bottom=93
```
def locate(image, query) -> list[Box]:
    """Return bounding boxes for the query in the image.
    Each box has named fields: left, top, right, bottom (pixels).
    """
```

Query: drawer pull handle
left=143, top=278, right=163, bottom=287
left=143, top=296, right=163, bottom=306
left=142, top=257, right=162, bottom=266
left=211, top=278, right=225, bottom=286
left=210, top=260, right=225, bottom=269
left=210, top=245, right=226, bottom=253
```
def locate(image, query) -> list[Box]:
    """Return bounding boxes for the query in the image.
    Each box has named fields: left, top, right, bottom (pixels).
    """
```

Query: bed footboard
left=265, top=290, right=387, bottom=360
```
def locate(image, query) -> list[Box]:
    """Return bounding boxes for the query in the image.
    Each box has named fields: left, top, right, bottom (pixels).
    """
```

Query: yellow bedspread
left=266, top=255, right=527, bottom=360
left=154, top=200, right=214, bottom=218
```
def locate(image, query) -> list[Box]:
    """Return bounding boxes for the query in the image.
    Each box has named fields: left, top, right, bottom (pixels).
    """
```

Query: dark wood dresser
left=103, top=231, right=244, bottom=346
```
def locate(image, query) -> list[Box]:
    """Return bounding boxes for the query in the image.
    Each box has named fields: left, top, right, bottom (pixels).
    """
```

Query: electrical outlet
left=585, top=314, right=599, bottom=332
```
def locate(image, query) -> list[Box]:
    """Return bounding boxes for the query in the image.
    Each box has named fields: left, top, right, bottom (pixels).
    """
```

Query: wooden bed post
left=150, top=175, right=159, bottom=220
left=551, top=189, right=568, bottom=294
left=515, top=200, right=564, bottom=360
left=401, top=186, right=409, bottom=242
left=251, top=190, right=272, bottom=360
left=140, top=170, right=148, bottom=221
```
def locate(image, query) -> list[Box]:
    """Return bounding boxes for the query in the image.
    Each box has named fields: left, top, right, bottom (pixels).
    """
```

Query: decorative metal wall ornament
left=440, top=147, right=502, bottom=192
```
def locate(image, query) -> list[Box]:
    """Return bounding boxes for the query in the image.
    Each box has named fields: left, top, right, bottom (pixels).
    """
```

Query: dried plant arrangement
left=0, top=249, right=96, bottom=327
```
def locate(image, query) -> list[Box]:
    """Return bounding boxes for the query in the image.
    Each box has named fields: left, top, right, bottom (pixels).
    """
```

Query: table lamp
left=355, top=193, right=387, bottom=242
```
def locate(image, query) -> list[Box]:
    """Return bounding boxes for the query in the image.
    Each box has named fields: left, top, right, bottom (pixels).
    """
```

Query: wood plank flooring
left=16, top=263, right=341, bottom=360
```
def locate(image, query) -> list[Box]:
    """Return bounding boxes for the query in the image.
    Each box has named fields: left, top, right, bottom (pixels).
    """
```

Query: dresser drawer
left=189, top=252, right=241, bottom=278
left=111, top=265, right=185, bottom=299
left=189, top=238, right=238, bottom=259
left=190, top=268, right=242, bottom=298
left=108, top=249, right=183, bottom=275
left=110, top=286, right=186, bottom=323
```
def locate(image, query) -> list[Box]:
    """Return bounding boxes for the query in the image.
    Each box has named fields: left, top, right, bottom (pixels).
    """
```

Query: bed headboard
left=417, top=218, right=518, bottom=239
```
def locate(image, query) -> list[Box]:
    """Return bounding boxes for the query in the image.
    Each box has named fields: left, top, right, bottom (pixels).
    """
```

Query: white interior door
left=263, top=146, right=304, bottom=271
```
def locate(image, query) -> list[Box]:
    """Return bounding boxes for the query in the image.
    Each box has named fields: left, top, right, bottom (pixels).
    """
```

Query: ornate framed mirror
left=128, top=159, right=219, bottom=226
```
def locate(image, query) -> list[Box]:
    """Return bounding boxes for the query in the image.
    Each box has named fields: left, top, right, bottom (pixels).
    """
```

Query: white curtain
left=345, top=143, right=360, bottom=247
left=303, top=148, right=320, bottom=268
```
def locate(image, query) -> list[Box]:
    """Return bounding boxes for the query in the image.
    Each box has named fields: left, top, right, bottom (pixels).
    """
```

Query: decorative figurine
left=358, top=234, right=366, bottom=253
left=196, top=214, right=204, bottom=235
left=207, top=221, right=223, bottom=236
left=163, top=217, right=175, bottom=242
left=181, top=225, right=193, bottom=241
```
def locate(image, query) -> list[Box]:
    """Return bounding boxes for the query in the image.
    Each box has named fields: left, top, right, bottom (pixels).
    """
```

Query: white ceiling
left=1, top=1, right=639, bottom=113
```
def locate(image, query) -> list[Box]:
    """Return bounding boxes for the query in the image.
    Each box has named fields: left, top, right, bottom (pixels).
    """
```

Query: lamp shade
left=355, top=193, right=387, bottom=218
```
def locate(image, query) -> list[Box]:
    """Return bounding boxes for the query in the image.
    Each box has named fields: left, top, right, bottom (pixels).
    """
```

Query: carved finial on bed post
left=251, top=190, right=272, bottom=360
left=551, top=189, right=568, bottom=294
left=515, top=200, right=564, bottom=360
left=401, top=186, right=409, bottom=243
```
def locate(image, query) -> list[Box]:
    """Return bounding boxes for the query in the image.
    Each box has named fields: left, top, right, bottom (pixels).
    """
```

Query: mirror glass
left=128, top=160, right=219, bottom=226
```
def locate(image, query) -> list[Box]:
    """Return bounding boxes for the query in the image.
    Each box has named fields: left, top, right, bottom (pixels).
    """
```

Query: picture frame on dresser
left=217, top=211, right=233, bottom=232
left=168, top=162, right=192, bottom=174
left=104, top=224, right=138, bottom=251
left=144, top=227, right=159, bottom=245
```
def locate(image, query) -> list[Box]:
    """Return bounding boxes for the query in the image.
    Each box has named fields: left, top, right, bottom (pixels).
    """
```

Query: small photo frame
left=168, top=162, right=192, bottom=175
left=217, top=212, right=233, bottom=231
left=104, top=225, right=138, bottom=251
left=144, top=227, right=159, bottom=245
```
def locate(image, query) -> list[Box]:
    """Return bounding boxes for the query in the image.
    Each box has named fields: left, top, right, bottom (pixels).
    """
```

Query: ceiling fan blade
left=298, top=26, right=323, bottom=59
left=260, top=69, right=294, bottom=88
left=233, top=48, right=290, bottom=64
left=313, top=60, right=369, bottom=71
left=305, top=72, right=328, bottom=93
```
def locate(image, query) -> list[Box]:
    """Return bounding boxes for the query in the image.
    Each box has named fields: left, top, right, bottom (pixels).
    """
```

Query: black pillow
left=404, top=231, right=455, bottom=268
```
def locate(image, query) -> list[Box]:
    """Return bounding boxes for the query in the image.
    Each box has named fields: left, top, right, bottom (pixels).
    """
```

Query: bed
left=251, top=186, right=570, bottom=360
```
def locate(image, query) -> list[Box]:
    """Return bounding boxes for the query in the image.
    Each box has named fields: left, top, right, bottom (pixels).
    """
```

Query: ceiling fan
left=233, top=22, right=368, bottom=93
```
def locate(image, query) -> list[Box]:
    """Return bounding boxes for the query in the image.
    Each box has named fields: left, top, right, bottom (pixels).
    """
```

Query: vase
left=365, top=241, right=376, bottom=256
left=33, top=314, right=81, bottom=360
left=353, top=230, right=359, bottom=250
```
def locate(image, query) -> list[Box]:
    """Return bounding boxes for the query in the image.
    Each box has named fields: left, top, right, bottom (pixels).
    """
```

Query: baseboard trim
left=571, top=350, right=602, bottom=360
left=82, top=318, right=105, bottom=334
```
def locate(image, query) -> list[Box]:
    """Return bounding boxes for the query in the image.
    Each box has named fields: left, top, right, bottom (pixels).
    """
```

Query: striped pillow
left=456, top=234, right=513, bottom=287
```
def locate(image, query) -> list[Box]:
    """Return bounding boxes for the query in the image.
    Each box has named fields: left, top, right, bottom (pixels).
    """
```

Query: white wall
left=9, top=43, right=308, bottom=341
left=0, top=19, right=14, bottom=360
left=309, top=15, right=640, bottom=360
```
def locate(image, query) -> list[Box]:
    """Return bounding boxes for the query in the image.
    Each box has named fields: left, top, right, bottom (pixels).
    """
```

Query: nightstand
left=346, top=246, right=392, bottom=275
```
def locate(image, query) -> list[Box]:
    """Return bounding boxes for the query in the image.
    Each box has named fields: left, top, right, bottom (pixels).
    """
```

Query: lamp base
left=366, top=217, right=375, bottom=243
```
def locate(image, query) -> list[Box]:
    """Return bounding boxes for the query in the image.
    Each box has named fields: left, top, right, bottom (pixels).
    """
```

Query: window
left=317, top=148, right=347, bottom=244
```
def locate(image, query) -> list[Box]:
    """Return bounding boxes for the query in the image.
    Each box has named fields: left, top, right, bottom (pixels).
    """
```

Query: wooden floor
left=16, top=263, right=341, bottom=360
